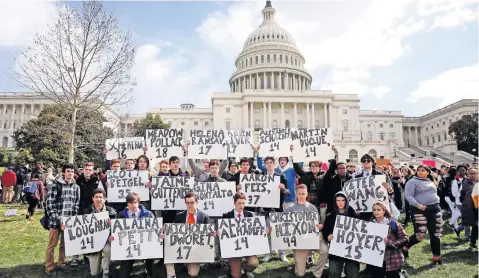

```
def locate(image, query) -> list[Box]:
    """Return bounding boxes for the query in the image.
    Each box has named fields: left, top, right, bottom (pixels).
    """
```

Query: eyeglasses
left=361, top=159, right=372, bottom=163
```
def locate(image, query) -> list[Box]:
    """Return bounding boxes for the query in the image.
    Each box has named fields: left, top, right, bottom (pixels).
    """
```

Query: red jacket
left=1, top=170, right=17, bottom=187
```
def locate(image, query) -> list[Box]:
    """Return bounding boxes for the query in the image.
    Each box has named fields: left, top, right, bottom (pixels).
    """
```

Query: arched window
left=285, top=55, right=288, bottom=64
left=2, top=136, right=7, bottom=147
left=273, top=54, right=276, bottom=63
left=349, top=149, right=358, bottom=163
left=225, top=121, right=231, bottom=130
left=261, top=55, right=264, bottom=63
left=295, top=57, right=297, bottom=65
left=267, top=54, right=270, bottom=63
left=245, top=59, right=248, bottom=67
left=342, top=120, right=349, bottom=132
left=250, top=57, right=252, bottom=66
left=272, top=120, right=278, bottom=129
left=255, top=120, right=260, bottom=128
left=367, top=131, right=373, bottom=141
left=379, top=132, right=385, bottom=140
left=256, top=56, right=258, bottom=64
left=368, top=149, right=377, bottom=159
left=314, top=120, right=319, bottom=128
left=280, top=55, right=282, bottom=63
left=297, top=120, right=302, bottom=129
left=290, top=56, right=293, bottom=64
left=285, top=120, right=290, bottom=128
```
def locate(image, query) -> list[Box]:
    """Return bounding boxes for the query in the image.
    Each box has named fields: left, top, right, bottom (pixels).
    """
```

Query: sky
left=0, top=0, right=477, bottom=117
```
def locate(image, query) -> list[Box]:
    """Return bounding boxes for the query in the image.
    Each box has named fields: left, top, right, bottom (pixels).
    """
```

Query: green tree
left=448, top=112, right=478, bottom=155
left=0, top=148, right=10, bottom=166
left=14, top=148, right=34, bottom=167
left=130, top=113, right=169, bottom=137
left=13, top=104, right=114, bottom=168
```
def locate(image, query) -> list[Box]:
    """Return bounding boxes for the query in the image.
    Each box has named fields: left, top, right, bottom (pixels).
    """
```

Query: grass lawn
left=0, top=203, right=477, bottom=278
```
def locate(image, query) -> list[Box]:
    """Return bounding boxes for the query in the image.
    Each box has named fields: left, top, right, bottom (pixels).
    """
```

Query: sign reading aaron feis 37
left=62, top=212, right=110, bottom=256
left=105, top=137, right=145, bottom=160
left=239, top=174, right=280, bottom=208
left=107, top=170, right=150, bottom=203
left=145, top=129, right=184, bottom=159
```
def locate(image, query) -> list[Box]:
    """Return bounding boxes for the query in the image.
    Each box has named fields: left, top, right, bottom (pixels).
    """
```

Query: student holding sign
left=221, top=192, right=259, bottom=278
left=83, top=188, right=117, bottom=278
left=185, top=141, right=228, bottom=182
left=165, top=192, right=210, bottom=278
left=322, top=192, right=360, bottom=278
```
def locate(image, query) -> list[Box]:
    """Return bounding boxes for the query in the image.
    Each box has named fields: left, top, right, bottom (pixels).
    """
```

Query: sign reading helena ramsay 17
left=188, top=130, right=227, bottom=160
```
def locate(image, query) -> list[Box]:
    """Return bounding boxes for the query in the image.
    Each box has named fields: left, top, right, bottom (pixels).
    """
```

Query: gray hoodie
left=188, top=159, right=228, bottom=182
left=405, top=176, right=440, bottom=208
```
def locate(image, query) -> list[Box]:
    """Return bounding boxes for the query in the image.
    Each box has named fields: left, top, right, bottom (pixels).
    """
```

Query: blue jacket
left=257, top=157, right=296, bottom=203
left=119, top=204, right=154, bottom=219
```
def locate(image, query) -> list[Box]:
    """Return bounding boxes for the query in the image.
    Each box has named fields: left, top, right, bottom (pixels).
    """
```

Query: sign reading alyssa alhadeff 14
left=62, top=212, right=110, bottom=256
left=239, top=174, right=280, bottom=208
left=343, top=175, right=389, bottom=213
left=105, top=137, right=145, bottom=160
left=226, top=130, right=254, bottom=158
left=270, top=211, right=320, bottom=250
left=218, top=216, right=270, bottom=258
left=164, top=223, right=215, bottom=263
left=106, top=170, right=150, bottom=203
left=258, top=128, right=293, bottom=158
left=188, top=129, right=227, bottom=160
left=110, top=217, right=163, bottom=260
left=146, top=129, right=184, bottom=159
left=328, top=215, right=388, bottom=267
left=291, top=128, right=334, bottom=163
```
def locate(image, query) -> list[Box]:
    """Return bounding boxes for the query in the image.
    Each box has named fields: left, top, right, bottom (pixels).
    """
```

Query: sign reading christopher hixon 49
left=146, top=129, right=184, bottom=159
left=188, top=130, right=227, bottom=160
left=291, top=128, right=333, bottom=163
left=62, top=212, right=110, bottom=256
left=270, top=211, right=319, bottom=250
left=343, top=175, right=389, bottom=213
left=164, top=223, right=215, bottom=263
left=239, top=174, right=280, bottom=208
left=106, top=170, right=150, bottom=203
left=328, top=215, right=388, bottom=267
left=150, top=176, right=194, bottom=210
left=110, top=217, right=163, bottom=260
left=105, top=137, right=145, bottom=160
left=218, top=216, right=270, bottom=258
left=259, top=128, right=293, bottom=158
left=226, top=130, right=254, bottom=158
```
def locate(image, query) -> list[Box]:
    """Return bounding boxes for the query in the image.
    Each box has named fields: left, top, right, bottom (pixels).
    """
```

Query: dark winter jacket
left=321, top=159, right=352, bottom=213
left=460, top=178, right=476, bottom=226
left=293, top=162, right=323, bottom=207
left=76, top=173, right=101, bottom=213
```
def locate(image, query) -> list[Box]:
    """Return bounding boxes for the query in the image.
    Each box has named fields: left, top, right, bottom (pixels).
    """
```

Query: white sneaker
left=280, top=254, right=289, bottom=262
left=262, top=254, right=272, bottom=263
left=271, top=250, right=279, bottom=255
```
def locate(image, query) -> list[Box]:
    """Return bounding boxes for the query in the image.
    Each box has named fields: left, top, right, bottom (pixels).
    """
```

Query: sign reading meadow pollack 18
left=343, top=175, right=388, bottom=213
left=150, top=176, right=194, bottom=210
left=188, top=130, right=227, bottom=160
left=259, top=128, right=293, bottom=158
left=164, top=223, right=215, bottom=263
left=226, top=130, right=254, bottom=158
left=62, top=212, right=110, bottom=256
left=105, top=137, right=145, bottom=160
left=110, top=217, right=164, bottom=260
left=145, top=129, right=184, bottom=159
left=328, top=215, right=388, bottom=267
left=218, top=216, right=270, bottom=258
left=291, top=128, right=334, bottom=163
left=239, top=174, right=281, bottom=208
left=270, top=211, right=320, bottom=250
left=106, top=170, right=150, bottom=203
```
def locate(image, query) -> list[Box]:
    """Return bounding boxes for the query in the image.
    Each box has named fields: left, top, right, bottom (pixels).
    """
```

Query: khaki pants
left=45, top=228, right=66, bottom=271
left=87, top=242, right=111, bottom=276
left=165, top=263, right=200, bottom=277
left=228, top=256, right=258, bottom=278
left=2, top=186, right=13, bottom=203
left=293, top=235, right=329, bottom=277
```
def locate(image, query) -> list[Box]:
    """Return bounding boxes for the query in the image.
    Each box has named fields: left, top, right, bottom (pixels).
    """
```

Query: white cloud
left=407, top=63, right=479, bottom=107
left=430, top=7, right=477, bottom=29
left=0, top=0, right=57, bottom=47
left=371, top=86, right=392, bottom=99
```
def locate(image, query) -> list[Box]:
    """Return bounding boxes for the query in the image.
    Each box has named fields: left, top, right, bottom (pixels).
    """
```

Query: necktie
left=132, top=212, right=136, bottom=218
left=237, top=213, right=241, bottom=219
left=365, top=172, right=370, bottom=177
left=187, top=213, right=195, bottom=224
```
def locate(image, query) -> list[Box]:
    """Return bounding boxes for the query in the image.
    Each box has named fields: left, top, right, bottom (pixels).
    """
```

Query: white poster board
left=218, top=216, right=270, bottom=258
left=226, top=130, right=254, bottom=158
left=258, top=129, right=293, bottom=158
left=239, top=174, right=280, bottom=208
left=188, top=130, right=227, bottom=159
left=194, top=181, right=236, bottom=217
left=151, top=176, right=194, bottom=210
left=343, top=175, right=389, bottom=212
left=105, top=137, right=145, bottom=160
left=270, top=211, right=320, bottom=250
left=328, top=215, right=388, bottom=267
left=164, top=223, right=215, bottom=263
left=110, top=217, right=163, bottom=260
left=146, top=129, right=184, bottom=159
left=292, top=128, right=334, bottom=163
left=106, top=170, right=150, bottom=203
left=62, top=212, right=110, bottom=256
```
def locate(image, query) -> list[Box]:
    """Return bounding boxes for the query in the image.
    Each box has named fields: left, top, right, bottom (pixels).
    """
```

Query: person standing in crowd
left=125, top=158, right=136, bottom=170
left=102, top=159, right=123, bottom=213
left=391, top=168, right=405, bottom=211
left=25, top=173, right=45, bottom=221
left=1, top=166, right=16, bottom=203
left=452, top=165, right=470, bottom=240
left=444, top=167, right=463, bottom=237
left=285, top=184, right=327, bottom=278
left=322, top=192, right=360, bottom=278
left=84, top=188, right=116, bottom=278
left=232, top=158, right=256, bottom=188
left=346, top=164, right=356, bottom=176
left=222, top=192, right=259, bottom=278
left=13, top=168, right=26, bottom=202
left=165, top=192, right=210, bottom=278
left=221, top=161, right=238, bottom=181
left=45, top=168, right=56, bottom=195
left=258, top=156, right=290, bottom=263
left=460, top=167, right=478, bottom=250
left=205, top=160, right=226, bottom=182
left=400, top=166, right=414, bottom=226
left=368, top=202, right=408, bottom=278
left=158, top=159, right=170, bottom=175
left=404, top=165, right=443, bottom=264
left=76, top=162, right=100, bottom=213
left=184, top=140, right=228, bottom=181
left=323, top=159, right=351, bottom=214
left=45, top=164, right=80, bottom=274
left=114, top=192, right=155, bottom=278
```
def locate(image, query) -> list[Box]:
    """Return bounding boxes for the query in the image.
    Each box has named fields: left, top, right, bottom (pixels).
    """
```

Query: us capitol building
left=0, top=1, right=477, bottom=165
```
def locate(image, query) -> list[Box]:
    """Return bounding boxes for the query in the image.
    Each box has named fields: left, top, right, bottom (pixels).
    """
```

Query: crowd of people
left=0, top=146, right=478, bottom=278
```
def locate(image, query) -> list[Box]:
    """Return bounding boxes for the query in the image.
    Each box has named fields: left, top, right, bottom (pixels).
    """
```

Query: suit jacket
left=175, top=209, right=210, bottom=224
left=222, top=209, right=254, bottom=219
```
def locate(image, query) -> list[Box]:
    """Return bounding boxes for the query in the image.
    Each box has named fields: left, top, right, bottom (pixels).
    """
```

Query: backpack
left=390, top=220, right=408, bottom=249
left=23, top=181, right=38, bottom=195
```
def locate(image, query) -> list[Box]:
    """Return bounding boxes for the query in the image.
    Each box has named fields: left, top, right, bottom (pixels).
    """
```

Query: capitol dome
left=229, top=1, right=312, bottom=93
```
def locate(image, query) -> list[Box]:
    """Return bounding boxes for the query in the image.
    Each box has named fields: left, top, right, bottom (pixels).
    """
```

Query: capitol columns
left=311, top=102, right=315, bottom=128
left=256, top=73, right=260, bottom=89
left=285, top=72, right=289, bottom=90
left=268, top=101, right=272, bottom=128
left=20, top=104, right=25, bottom=126
left=280, top=102, right=285, bottom=128
left=293, top=103, right=297, bottom=128
left=323, top=103, right=328, bottom=127
left=0, top=104, right=6, bottom=130
left=243, top=102, right=248, bottom=128
left=263, top=102, right=267, bottom=129
left=249, top=102, right=254, bottom=129
left=306, top=102, right=310, bottom=128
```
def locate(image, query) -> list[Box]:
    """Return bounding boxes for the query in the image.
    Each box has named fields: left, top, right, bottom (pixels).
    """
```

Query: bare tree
left=11, top=0, right=135, bottom=163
